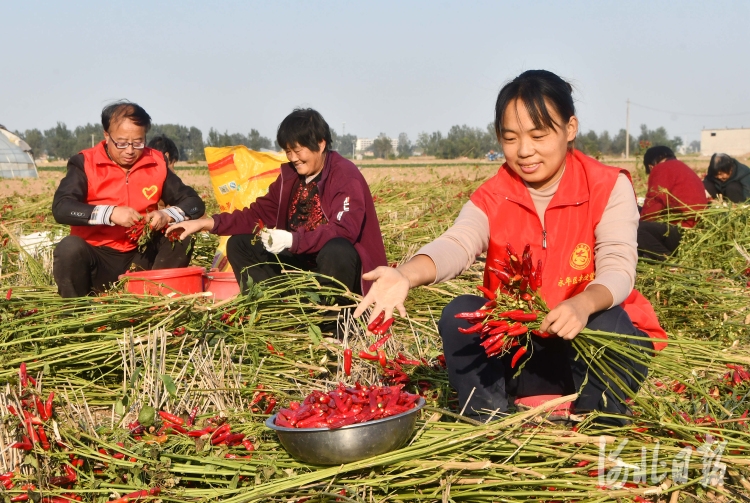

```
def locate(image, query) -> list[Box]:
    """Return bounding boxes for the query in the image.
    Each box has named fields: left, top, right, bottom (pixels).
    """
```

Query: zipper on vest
left=542, top=230, right=547, bottom=249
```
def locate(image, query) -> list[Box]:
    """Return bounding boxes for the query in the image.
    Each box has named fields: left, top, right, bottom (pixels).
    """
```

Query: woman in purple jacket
left=168, top=108, right=387, bottom=296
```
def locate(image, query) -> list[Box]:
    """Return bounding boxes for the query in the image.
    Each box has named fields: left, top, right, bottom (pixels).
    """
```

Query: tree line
left=14, top=121, right=695, bottom=163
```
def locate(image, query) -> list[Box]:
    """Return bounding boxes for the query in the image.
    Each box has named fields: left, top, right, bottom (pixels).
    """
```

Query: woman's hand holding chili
left=353, top=266, right=410, bottom=326
left=538, top=284, right=614, bottom=340
left=354, top=255, right=439, bottom=328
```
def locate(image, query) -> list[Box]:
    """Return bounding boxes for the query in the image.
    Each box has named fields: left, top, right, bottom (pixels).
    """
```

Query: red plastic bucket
left=119, top=267, right=205, bottom=297
left=203, top=271, right=240, bottom=300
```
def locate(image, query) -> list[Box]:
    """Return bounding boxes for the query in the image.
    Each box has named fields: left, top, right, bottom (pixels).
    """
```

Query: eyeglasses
left=107, top=133, right=145, bottom=150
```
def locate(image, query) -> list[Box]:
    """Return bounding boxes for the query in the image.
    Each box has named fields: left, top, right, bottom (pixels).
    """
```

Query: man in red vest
left=52, top=101, right=204, bottom=298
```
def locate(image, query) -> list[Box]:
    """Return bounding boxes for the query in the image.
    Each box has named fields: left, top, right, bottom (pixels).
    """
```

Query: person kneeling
left=52, top=101, right=205, bottom=298
left=168, top=108, right=387, bottom=298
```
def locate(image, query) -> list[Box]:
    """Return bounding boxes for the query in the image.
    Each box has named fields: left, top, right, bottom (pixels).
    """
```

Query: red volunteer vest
left=70, top=142, right=167, bottom=252
left=471, top=150, right=667, bottom=351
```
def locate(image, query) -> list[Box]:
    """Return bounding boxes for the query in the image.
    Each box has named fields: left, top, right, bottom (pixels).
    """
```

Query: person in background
left=703, top=153, right=750, bottom=203
left=354, top=70, right=666, bottom=424
left=637, top=146, right=707, bottom=260
left=52, top=101, right=205, bottom=298
left=148, top=135, right=180, bottom=210
left=166, top=108, right=387, bottom=300
left=148, top=134, right=179, bottom=172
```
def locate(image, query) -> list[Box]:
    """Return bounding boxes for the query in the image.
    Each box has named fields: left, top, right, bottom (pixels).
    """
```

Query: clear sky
left=3, top=1, right=749, bottom=146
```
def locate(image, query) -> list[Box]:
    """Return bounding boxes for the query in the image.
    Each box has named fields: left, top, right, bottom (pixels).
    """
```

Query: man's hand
left=165, top=218, right=215, bottom=240
left=261, top=229, right=293, bottom=254
left=110, top=206, right=141, bottom=227
left=353, top=266, right=411, bottom=328
left=539, top=284, right=614, bottom=340
left=146, top=210, right=171, bottom=231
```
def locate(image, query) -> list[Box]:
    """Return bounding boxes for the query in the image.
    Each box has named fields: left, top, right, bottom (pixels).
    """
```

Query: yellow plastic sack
left=206, top=146, right=286, bottom=271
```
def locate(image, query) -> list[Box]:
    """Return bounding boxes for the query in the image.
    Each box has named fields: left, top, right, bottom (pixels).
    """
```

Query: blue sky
left=3, top=1, right=749, bottom=145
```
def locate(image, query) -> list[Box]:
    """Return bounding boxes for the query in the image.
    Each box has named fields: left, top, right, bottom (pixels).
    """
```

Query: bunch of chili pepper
left=274, top=383, right=420, bottom=429
left=722, top=364, right=750, bottom=387
left=454, top=243, right=553, bottom=367
left=127, top=217, right=155, bottom=252
left=125, top=407, right=256, bottom=452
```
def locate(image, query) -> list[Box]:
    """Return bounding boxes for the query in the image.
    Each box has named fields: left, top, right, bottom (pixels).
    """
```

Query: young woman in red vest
left=52, top=101, right=205, bottom=298
left=354, top=70, right=666, bottom=424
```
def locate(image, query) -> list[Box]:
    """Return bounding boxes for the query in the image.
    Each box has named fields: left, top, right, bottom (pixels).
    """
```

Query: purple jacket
left=211, top=151, right=387, bottom=295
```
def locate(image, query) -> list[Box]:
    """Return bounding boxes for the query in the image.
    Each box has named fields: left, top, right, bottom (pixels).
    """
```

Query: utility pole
left=625, top=99, right=630, bottom=159
left=91, top=134, right=95, bottom=148
left=343, top=122, right=346, bottom=136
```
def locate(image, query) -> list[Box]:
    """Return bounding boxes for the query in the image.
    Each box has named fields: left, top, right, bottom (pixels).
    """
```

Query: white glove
left=261, top=228, right=293, bottom=254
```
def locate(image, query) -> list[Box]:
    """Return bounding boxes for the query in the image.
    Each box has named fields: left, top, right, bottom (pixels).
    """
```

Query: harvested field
left=0, top=165, right=748, bottom=502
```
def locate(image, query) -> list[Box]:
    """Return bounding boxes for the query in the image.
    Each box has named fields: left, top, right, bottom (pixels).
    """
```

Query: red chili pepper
left=520, top=293, right=532, bottom=301
left=264, top=399, right=277, bottom=415
left=507, top=312, right=538, bottom=322
left=6, top=289, right=11, bottom=300
left=458, top=322, right=484, bottom=334
left=344, top=349, right=352, bottom=376
left=454, top=310, right=490, bottom=320
left=37, top=426, right=49, bottom=450
left=257, top=218, right=264, bottom=231
left=369, top=332, right=393, bottom=352
left=511, top=346, right=528, bottom=368
left=44, top=392, right=54, bottom=419
left=19, top=363, right=27, bottom=387
left=476, top=285, right=496, bottom=300
left=187, top=428, right=212, bottom=438
left=367, top=311, right=385, bottom=332
left=575, top=460, right=591, bottom=467
left=210, top=423, right=231, bottom=441
left=377, top=350, right=387, bottom=368
left=187, top=406, right=199, bottom=427
left=490, top=268, right=511, bottom=285
left=158, top=411, right=184, bottom=425
left=358, top=351, right=378, bottom=361
left=372, top=317, right=394, bottom=335
left=242, top=440, right=255, bottom=451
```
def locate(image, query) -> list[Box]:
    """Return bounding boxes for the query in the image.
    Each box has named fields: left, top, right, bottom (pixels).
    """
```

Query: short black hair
left=707, top=153, right=735, bottom=177
left=495, top=70, right=575, bottom=143
left=148, top=134, right=179, bottom=163
left=276, top=108, right=332, bottom=152
left=102, top=100, right=151, bottom=133
left=643, top=146, right=676, bottom=174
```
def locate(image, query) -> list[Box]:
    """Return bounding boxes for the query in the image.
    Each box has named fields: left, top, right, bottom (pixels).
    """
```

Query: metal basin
left=265, top=397, right=426, bottom=465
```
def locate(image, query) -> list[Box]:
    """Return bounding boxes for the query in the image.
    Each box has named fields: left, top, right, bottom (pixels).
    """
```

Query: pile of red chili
left=274, top=383, right=420, bottom=429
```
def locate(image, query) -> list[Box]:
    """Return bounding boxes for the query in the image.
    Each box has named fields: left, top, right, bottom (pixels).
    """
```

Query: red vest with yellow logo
left=470, top=150, right=667, bottom=351
left=70, top=141, right=167, bottom=252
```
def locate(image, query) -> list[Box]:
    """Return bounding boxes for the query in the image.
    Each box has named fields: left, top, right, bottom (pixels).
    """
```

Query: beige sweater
left=416, top=173, right=638, bottom=307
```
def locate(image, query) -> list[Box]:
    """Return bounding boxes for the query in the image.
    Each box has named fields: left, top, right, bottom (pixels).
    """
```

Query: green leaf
left=129, top=366, right=142, bottom=390
left=229, top=472, right=240, bottom=489
left=138, top=405, right=156, bottom=427
left=305, top=291, right=321, bottom=304
left=160, top=374, right=178, bottom=398
left=308, top=325, right=322, bottom=346
left=115, top=399, right=124, bottom=417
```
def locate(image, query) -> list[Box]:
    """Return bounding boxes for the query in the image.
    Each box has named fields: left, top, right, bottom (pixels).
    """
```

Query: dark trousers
left=226, top=235, right=362, bottom=295
left=53, top=234, right=193, bottom=298
left=440, top=295, right=653, bottom=423
left=703, top=177, right=745, bottom=203
left=637, top=220, right=681, bottom=261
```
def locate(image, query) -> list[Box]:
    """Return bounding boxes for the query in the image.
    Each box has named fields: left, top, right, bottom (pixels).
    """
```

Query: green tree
left=371, top=135, right=393, bottom=159
left=330, top=129, right=357, bottom=157
left=247, top=129, right=272, bottom=151
left=397, top=132, right=412, bottom=158
left=16, top=129, right=44, bottom=157
left=637, top=124, right=682, bottom=152
left=149, top=124, right=206, bottom=161
left=44, top=122, right=77, bottom=160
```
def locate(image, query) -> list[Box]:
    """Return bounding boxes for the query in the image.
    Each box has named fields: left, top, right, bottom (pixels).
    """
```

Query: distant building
left=701, top=128, right=750, bottom=156
left=355, top=137, right=399, bottom=155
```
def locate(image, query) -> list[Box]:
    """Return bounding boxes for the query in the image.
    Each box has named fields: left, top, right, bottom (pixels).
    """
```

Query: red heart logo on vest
left=142, top=185, right=158, bottom=200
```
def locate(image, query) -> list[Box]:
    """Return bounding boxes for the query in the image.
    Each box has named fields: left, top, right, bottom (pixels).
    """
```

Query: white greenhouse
left=0, top=125, right=38, bottom=178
